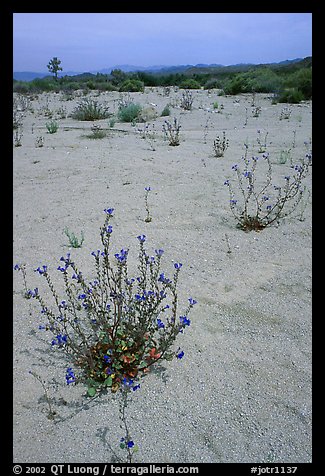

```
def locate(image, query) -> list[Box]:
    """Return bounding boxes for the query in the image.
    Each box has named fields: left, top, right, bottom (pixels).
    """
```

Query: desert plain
left=13, top=87, right=312, bottom=463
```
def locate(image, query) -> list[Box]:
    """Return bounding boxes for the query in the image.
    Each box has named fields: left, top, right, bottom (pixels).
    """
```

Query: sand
left=13, top=87, right=312, bottom=463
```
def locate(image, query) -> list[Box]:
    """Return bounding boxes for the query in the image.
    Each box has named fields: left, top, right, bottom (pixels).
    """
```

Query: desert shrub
left=13, top=81, right=31, bottom=94
left=223, top=75, right=249, bottom=95
left=284, top=68, right=312, bottom=100
left=163, top=118, right=181, bottom=146
left=179, top=78, right=201, bottom=89
left=276, top=88, right=304, bottom=104
left=45, top=119, right=59, bottom=134
left=203, top=78, right=223, bottom=90
left=179, top=90, right=194, bottom=110
left=64, top=228, right=85, bottom=248
left=161, top=105, right=171, bottom=116
left=213, top=131, right=229, bottom=157
left=87, top=124, right=106, bottom=139
left=14, top=208, right=196, bottom=461
left=224, top=146, right=310, bottom=231
left=119, top=79, right=144, bottom=93
left=71, top=98, right=111, bottom=121
left=18, top=208, right=196, bottom=396
left=86, top=80, right=97, bottom=90
left=117, top=103, right=142, bottom=123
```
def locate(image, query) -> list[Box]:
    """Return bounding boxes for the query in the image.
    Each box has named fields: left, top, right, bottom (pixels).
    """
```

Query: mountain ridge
left=13, top=57, right=308, bottom=82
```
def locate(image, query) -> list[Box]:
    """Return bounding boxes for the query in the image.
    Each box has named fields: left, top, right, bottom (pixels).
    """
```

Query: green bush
left=178, top=78, right=201, bottom=89
left=277, top=88, right=304, bottom=104
left=117, top=103, right=142, bottom=122
left=119, top=79, right=144, bottom=92
left=285, top=68, right=312, bottom=100
left=203, top=78, right=223, bottom=90
left=223, top=75, right=249, bottom=95
left=71, top=98, right=111, bottom=121
left=161, top=105, right=171, bottom=116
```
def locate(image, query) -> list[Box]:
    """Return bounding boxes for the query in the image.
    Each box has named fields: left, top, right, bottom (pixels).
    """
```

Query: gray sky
left=13, top=13, right=312, bottom=72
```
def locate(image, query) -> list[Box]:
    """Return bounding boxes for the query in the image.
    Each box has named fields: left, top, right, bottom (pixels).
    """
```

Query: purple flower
left=174, top=262, right=182, bottom=270
left=155, top=249, right=164, bottom=257
left=158, top=273, right=171, bottom=284
left=51, top=334, right=68, bottom=346
left=66, top=367, right=76, bottom=385
left=176, top=350, right=184, bottom=359
left=157, top=318, right=165, bottom=329
left=35, top=265, right=47, bottom=275
left=137, top=234, right=146, bottom=243
left=144, top=186, right=151, bottom=191
left=180, top=316, right=191, bottom=327
left=127, top=441, right=135, bottom=448
left=104, top=208, right=114, bottom=216
left=115, top=249, right=128, bottom=263
left=188, top=297, right=197, bottom=306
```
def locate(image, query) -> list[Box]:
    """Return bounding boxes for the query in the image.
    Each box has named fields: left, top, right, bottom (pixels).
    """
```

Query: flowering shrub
left=25, top=208, right=196, bottom=397
left=224, top=146, right=310, bottom=231
left=213, top=131, right=229, bottom=158
left=163, top=118, right=181, bottom=146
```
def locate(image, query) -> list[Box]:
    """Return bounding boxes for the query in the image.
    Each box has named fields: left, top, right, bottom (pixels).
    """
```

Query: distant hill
left=14, top=57, right=309, bottom=82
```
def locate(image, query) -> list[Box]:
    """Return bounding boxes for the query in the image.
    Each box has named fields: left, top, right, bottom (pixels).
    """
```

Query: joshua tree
left=47, top=57, right=63, bottom=80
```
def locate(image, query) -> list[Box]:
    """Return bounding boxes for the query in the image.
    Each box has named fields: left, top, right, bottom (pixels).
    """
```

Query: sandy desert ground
left=13, top=87, right=312, bottom=463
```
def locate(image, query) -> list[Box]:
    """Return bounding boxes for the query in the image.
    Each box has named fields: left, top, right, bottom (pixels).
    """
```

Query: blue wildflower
left=158, top=273, right=171, bottom=284
left=157, top=318, right=165, bottom=329
left=155, top=249, right=164, bottom=257
left=137, top=234, right=146, bottom=243
left=115, top=249, right=128, bottom=263
left=51, top=334, right=68, bottom=346
left=104, top=208, right=114, bottom=216
left=35, top=265, right=47, bottom=275
left=174, top=262, right=182, bottom=270
left=176, top=350, right=184, bottom=359
left=188, top=297, right=197, bottom=306
left=180, top=316, right=191, bottom=327
left=65, top=367, right=76, bottom=385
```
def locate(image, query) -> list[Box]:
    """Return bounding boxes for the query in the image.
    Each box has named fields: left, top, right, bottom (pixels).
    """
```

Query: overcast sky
left=13, top=13, right=312, bottom=72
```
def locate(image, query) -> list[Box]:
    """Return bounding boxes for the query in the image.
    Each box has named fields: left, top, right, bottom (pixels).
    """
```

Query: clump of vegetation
left=18, top=208, right=196, bottom=397
left=224, top=146, right=310, bottom=231
left=161, top=104, right=171, bottom=117
left=64, top=228, right=85, bottom=248
left=179, top=90, right=194, bottom=110
left=163, top=118, right=181, bottom=146
left=279, top=107, right=292, bottom=121
left=71, top=99, right=111, bottom=121
left=144, top=186, right=152, bottom=222
left=87, top=124, right=106, bottom=139
left=119, top=79, right=144, bottom=93
left=256, top=129, right=269, bottom=153
left=117, top=103, right=142, bottom=123
left=179, top=78, right=201, bottom=89
left=213, top=131, right=229, bottom=157
left=45, top=119, right=59, bottom=134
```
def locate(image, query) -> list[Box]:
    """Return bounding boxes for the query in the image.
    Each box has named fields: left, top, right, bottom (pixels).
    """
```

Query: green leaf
left=120, top=443, right=126, bottom=449
left=87, top=387, right=96, bottom=397
left=133, top=445, right=139, bottom=453
left=104, top=376, right=113, bottom=387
